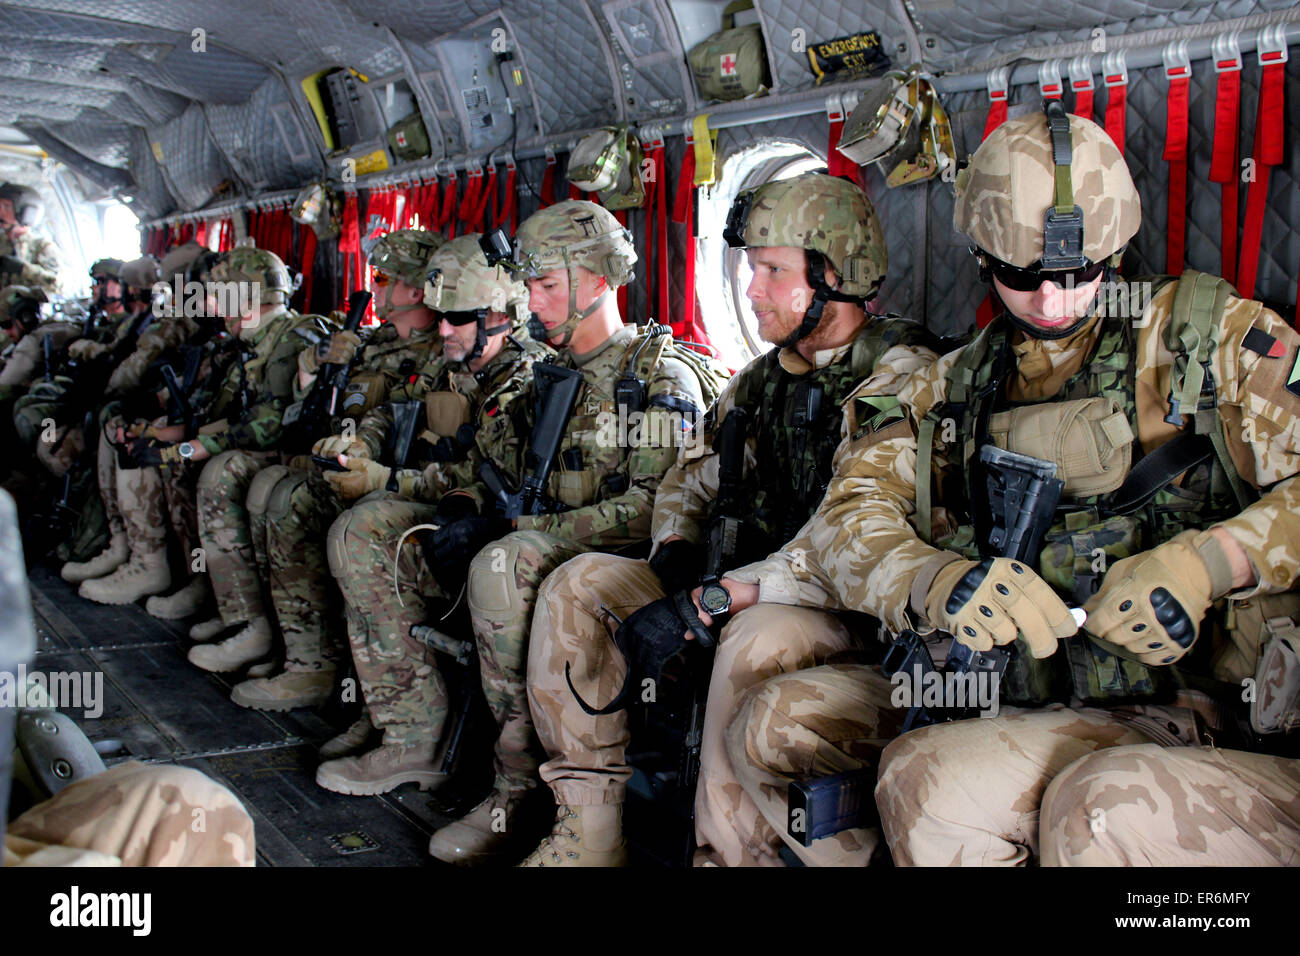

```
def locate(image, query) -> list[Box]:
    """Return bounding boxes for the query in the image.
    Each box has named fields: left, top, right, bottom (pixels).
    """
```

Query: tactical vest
left=918, top=273, right=1253, bottom=707
left=210, top=311, right=318, bottom=423
left=730, top=314, right=929, bottom=556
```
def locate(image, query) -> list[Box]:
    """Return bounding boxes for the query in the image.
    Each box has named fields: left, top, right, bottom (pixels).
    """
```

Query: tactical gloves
left=434, top=494, right=479, bottom=524
left=67, top=338, right=107, bottom=362
left=423, top=516, right=513, bottom=579
left=648, top=538, right=706, bottom=595
left=926, top=556, right=1078, bottom=659
left=1084, top=530, right=1235, bottom=665
left=129, top=436, right=183, bottom=469
left=312, top=434, right=368, bottom=459
left=324, top=457, right=391, bottom=501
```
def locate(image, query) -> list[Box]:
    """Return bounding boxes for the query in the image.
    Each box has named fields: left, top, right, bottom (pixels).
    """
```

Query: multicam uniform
left=725, top=109, right=1300, bottom=867
left=0, top=229, right=61, bottom=294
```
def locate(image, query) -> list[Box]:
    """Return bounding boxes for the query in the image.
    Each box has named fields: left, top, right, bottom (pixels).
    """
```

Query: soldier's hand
left=320, top=330, right=361, bottom=367
left=426, top=516, right=513, bottom=572
left=298, top=343, right=323, bottom=378
left=1084, top=531, right=1221, bottom=666
left=128, top=436, right=183, bottom=469
left=312, top=434, right=368, bottom=459
left=68, top=339, right=106, bottom=361
left=325, top=456, right=390, bottom=501
left=649, top=537, right=706, bottom=594
left=926, top=557, right=1077, bottom=659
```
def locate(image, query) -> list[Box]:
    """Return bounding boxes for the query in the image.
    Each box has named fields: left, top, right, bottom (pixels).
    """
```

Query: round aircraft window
left=697, top=142, right=825, bottom=370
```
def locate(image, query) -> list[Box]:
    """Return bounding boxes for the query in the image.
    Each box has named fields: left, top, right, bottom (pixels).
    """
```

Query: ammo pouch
left=424, top=389, right=471, bottom=439
left=989, top=397, right=1133, bottom=499
left=386, top=111, right=430, bottom=162
left=687, top=0, right=769, bottom=102
left=338, top=371, right=388, bottom=417
left=1214, top=591, right=1300, bottom=735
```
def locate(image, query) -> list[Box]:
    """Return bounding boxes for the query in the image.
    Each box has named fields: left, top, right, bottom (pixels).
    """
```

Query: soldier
left=0, top=182, right=60, bottom=294
left=519, top=173, right=935, bottom=867
left=184, top=232, right=444, bottom=676
left=315, top=232, right=544, bottom=766
left=0, top=286, right=70, bottom=401
left=720, top=103, right=1300, bottom=866
left=194, top=229, right=445, bottom=699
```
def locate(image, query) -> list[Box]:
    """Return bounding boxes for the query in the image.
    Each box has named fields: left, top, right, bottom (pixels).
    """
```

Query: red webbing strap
left=671, top=144, right=698, bottom=341
left=479, top=163, right=498, bottom=232
left=423, top=179, right=439, bottom=230
left=540, top=159, right=557, bottom=208
left=436, top=173, right=458, bottom=237
left=654, top=151, right=669, bottom=326
left=976, top=294, right=996, bottom=330
left=569, top=183, right=583, bottom=201
left=1164, top=69, right=1191, bottom=274
left=643, top=147, right=658, bottom=324
left=457, top=166, right=483, bottom=234
left=1237, top=57, right=1286, bottom=300
left=982, top=83, right=1008, bottom=142
left=219, top=218, right=234, bottom=252
left=826, top=114, right=859, bottom=185
left=613, top=209, right=628, bottom=318
left=340, top=191, right=361, bottom=299
left=1104, top=74, right=1127, bottom=156
left=496, top=163, right=517, bottom=230
left=194, top=221, right=207, bottom=247
left=1209, top=63, right=1242, bottom=280
left=297, top=223, right=317, bottom=314
left=1072, top=85, right=1094, bottom=120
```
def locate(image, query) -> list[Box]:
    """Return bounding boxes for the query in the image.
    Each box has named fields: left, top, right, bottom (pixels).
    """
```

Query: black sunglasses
left=441, top=309, right=484, bottom=327
left=986, top=255, right=1105, bottom=292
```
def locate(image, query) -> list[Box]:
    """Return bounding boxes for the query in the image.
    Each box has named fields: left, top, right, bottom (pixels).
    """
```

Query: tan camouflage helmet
left=88, top=258, right=124, bottom=281
left=210, top=247, right=294, bottom=306
left=512, top=199, right=636, bottom=288
left=119, top=256, right=161, bottom=291
left=724, top=172, right=887, bottom=299
left=367, top=228, right=445, bottom=287
left=424, top=233, right=527, bottom=319
left=0, top=284, right=47, bottom=331
left=159, top=240, right=206, bottom=284
left=954, top=110, right=1141, bottom=268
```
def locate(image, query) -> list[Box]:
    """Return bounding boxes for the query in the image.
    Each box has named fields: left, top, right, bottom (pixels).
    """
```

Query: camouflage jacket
left=196, top=306, right=317, bottom=455
left=732, top=278, right=1300, bottom=641
left=461, top=324, right=709, bottom=549
left=0, top=231, right=61, bottom=294
left=106, top=313, right=203, bottom=397
left=0, top=320, right=82, bottom=392
left=651, top=315, right=936, bottom=564
left=388, top=335, right=548, bottom=502
left=336, top=322, right=444, bottom=453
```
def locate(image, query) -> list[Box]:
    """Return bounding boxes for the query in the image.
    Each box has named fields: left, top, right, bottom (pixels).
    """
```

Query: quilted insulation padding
left=147, top=104, right=239, bottom=212
left=927, top=44, right=1300, bottom=337
left=205, top=76, right=322, bottom=194
left=600, top=0, right=695, bottom=120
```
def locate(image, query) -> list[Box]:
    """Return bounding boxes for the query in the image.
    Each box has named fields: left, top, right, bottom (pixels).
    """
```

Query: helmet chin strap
left=468, top=313, right=512, bottom=361
left=536, top=261, right=608, bottom=349
left=777, top=250, right=864, bottom=350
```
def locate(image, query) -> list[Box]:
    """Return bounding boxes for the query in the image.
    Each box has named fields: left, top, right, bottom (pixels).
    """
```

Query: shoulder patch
left=852, top=393, right=904, bottom=437
left=1288, top=348, right=1300, bottom=400
left=1243, top=326, right=1286, bottom=358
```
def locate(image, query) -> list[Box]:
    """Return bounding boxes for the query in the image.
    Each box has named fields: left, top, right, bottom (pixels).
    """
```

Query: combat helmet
left=210, top=246, right=294, bottom=308
left=723, top=172, right=887, bottom=347
left=367, top=228, right=445, bottom=318
left=954, top=100, right=1141, bottom=338
left=424, top=233, right=527, bottom=361
left=0, top=182, right=43, bottom=228
left=159, top=240, right=206, bottom=285
left=0, top=284, right=47, bottom=334
left=510, top=199, right=636, bottom=346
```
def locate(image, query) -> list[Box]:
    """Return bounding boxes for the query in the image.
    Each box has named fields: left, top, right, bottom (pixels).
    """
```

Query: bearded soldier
left=183, top=232, right=444, bottom=677
left=718, top=104, right=1300, bottom=866
left=519, top=173, right=935, bottom=867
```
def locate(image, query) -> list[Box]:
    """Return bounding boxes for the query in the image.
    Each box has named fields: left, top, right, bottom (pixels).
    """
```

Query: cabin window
left=697, top=141, right=824, bottom=369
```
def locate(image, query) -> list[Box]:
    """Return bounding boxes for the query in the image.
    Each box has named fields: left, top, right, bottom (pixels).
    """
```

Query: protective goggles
left=441, top=309, right=485, bottom=327
left=370, top=269, right=391, bottom=287
left=983, top=252, right=1105, bottom=292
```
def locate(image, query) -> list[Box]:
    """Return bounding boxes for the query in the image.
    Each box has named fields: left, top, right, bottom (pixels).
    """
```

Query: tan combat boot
left=428, top=788, right=530, bottom=865
left=146, top=574, right=211, bottom=620
left=230, top=667, right=335, bottom=711
left=186, top=618, right=272, bottom=673
left=517, top=805, right=627, bottom=867
left=60, top=532, right=128, bottom=583
left=188, top=616, right=227, bottom=643
left=78, top=548, right=171, bottom=605
left=318, top=712, right=376, bottom=760
left=315, top=741, right=446, bottom=796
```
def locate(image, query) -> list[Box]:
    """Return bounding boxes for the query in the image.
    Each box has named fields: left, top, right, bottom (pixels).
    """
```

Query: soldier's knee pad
left=467, top=535, right=525, bottom=618
left=197, top=450, right=247, bottom=498
left=260, top=468, right=307, bottom=522
left=326, top=508, right=358, bottom=579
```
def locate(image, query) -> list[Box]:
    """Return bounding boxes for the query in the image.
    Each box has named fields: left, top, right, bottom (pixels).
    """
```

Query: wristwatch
left=178, top=441, right=195, bottom=460
left=699, top=576, right=732, bottom=619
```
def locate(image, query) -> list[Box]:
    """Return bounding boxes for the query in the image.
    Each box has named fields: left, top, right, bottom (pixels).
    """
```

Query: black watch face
left=700, top=583, right=730, bottom=616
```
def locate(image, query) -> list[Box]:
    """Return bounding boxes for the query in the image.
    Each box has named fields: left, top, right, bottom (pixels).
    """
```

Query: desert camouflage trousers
left=876, top=703, right=1207, bottom=865
left=197, top=449, right=281, bottom=627
left=96, top=422, right=201, bottom=563
left=468, top=530, right=589, bottom=795
left=6, top=761, right=255, bottom=867
left=1040, top=743, right=1300, bottom=866
left=527, top=554, right=858, bottom=864
left=327, top=494, right=451, bottom=746
left=726, top=663, right=903, bottom=866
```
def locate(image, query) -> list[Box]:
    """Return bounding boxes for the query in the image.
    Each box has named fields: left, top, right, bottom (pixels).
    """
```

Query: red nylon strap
left=568, top=183, right=583, bottom=201
left=481, top=164, right=498, bottom=231
left=436, top=174, right=458, bottom=238
left=340, top=192, right=361, bottom=298
left=613, top=209, right=628, bottom=318
left=672, top=146, right=698, bottom=341
left=457, top=168, right=483, bottom=230
left=976, top=293, right=996, bottom=330
left=1072, top=86, right=1094, bottom=120
left=654, top=150, right=669, bottom=325
left=1209, top=66, right=1241, bottom=279
left=981, top=96, right=1008, bottom=142
left=643, top=148, right=658, bottom=324
left=540, top=164, right=556, bottom=207
left=1104, top=77, right=1127, bottom=156
left=496, top=167, right=517, bottom=230
left=1164, top=74, right=1190, bottom=273
left=298, top=223, right=317, bottom=313
left=826, top=117, right=858, bottom=183
left=423, top=180, right=438, bottom=229
left=1237, top=60, right=1285, bottom=300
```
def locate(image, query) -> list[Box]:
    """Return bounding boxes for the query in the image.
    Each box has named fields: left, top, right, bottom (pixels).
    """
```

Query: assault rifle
left=480, top=362, right=583, bottom=519
left=882, top=444, right=1066, bottom=729
left=283, top=290, right=370, bottom=452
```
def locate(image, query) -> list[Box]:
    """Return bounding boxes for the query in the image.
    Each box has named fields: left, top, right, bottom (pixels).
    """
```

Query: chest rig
left=730, top=315, right=925, bottom=557
left=918, top=275, right=1253, bottom=706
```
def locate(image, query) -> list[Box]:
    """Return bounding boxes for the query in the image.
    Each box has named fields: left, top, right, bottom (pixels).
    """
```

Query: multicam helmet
left=0, top=182, right=44, bottom=227
left=367, top=228, right=445, bottom=287
left=88, top=258, right=124, bottom=281
left=0, top=284, right=47, bottom=332
left=723, top=172, right=887, bottom=300
left=119, top=255, right=161, bottom=291
left=513, top=200, right=636, bottom=288
left=210, top=247, right=293, bottom=306
left=424, top=233, right=526, bottom=318
left=954, top=108, right=1140, bottom=270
